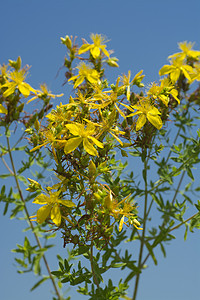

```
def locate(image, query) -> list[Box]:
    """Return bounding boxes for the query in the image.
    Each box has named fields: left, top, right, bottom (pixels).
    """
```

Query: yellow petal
left=100, top=45, right=110, bottom=57
left=68, top=74, right=79, bottom=82
left=170, top=69, right=180, bottom=82
left=64, top=137, right=82, bottom=154
left=58, top=199, right=76, bottom=207
left=147, top=114, right=162, bottom=130
left=89, top=136, right=104, bottom=148
left=181, top=67, right=192, bottom=81
left=37, top=205, right=52, bottom=224
left=30, top=142, right=48, bottom=152
left=119, top=216, right=125, bottom=232
left=83, top=138, right=98, bottom=156
left=33, top=194, right=50, bottom=204
left=159, top=65, right=173, bottom=76
left=136, top=114, right=146, bottom=131
left=74, top=76, right=85, bottom=88
left=65, top=123, right=83, bottom=136
left=51, top=203, right=61, bottom=226
left=3, top=83, right=16, bottom=97
left=110, top=132, right=123, bottom=146
left=91, top=46, right=100, bottom=58
left=0, top=104, right=8, bottom=114
left=78, top=44, right=93, bottom=55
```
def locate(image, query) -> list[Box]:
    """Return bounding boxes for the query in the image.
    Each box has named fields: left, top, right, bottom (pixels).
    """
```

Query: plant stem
left=132, top=156, right=148, bottom=300
left=169, top=212, right=199, bottom=232
left=90, top=240, right=99, bottom=287
left=6, top=136, right=61, bottom=300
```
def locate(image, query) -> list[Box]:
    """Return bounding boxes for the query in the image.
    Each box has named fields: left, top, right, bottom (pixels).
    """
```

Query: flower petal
left=78, top=44, right=93, bottom=55
left=33, top=194, right=50, bottom=204
left=89, top=136, right=104, bottom=148
left=58, top=200, right=76, bottom=207
left=0, top=104, right=8, bottom=114
left=91, top=46, right=100, bottom=58
left=51, top=203, right=61, bottom=226
left=64, top=137, right=82, bottom=154
left=65, top=123, right=83, bottom=136
left=147, top=114, right=162, bottom=130
left=83, top=138, right=98, bottom=156
left=119, top=215, right=125, bottom=232
left=37, top=205, right=52, bottom=224
left=136, top=114, right=146, bottom=131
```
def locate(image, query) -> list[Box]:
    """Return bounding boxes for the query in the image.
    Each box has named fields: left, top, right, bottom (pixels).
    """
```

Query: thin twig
left=6, top=136, right=61, bottom=299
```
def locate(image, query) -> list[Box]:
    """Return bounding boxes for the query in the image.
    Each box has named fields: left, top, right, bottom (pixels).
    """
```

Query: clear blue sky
left=1, top=0, right=200, bottom=299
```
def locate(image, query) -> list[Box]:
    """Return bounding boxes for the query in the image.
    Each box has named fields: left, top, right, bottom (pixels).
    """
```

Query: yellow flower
left=128, top=100, right=162, bottom=131
left=85, top=109, right=125, bottom=146
left=78, top=34, right=109, bottom=59
left=159, top=56, right=194, bottom=83
left=64, top=122, right=104, bottom=156
left=104, top=190, right=142, bottom=232
left=68, top=62, right=99, bottom=88
left=1, top=70, right=36, bottom=97
left=120, top=70, right=145, bottom=101
left=91, top=78, right=127, bottom=119
left=27, top=83, right=63, bottom=104
left=169, top=41, right=200, bottom=60
left=147, top=78, right=180, bottom=106
left=31, top=191, right=76, bottom=226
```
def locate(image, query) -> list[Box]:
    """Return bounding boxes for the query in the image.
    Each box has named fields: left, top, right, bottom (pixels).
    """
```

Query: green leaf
left=30, top=276, right=49, bottom=291
left=125, top=270, right=137, bottom=283
left=186, top=167, right=194, bottom=180
left=145, top=241, right=157, bottom=265
left=111, top=262, right=127, bottom=268
left=160, top=243, right=166, bottom=257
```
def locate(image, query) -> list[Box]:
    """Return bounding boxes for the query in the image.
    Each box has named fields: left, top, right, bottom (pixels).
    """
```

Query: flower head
left=169, top=41, right=200, bottom=60
left=64, top=122, right=104, bottom=156
left=78, top=34, right=109, bottom=59
left=159, top=56, right=194, bottom=83
left=128, top=99, right=162, bottom=131
left=30, top=191, right=76, bottom=226
left=68, top=62, right=99, bottom=88
left=147, top=78, right=180, bottom=106
left=1, top=69, right=36, bottom=97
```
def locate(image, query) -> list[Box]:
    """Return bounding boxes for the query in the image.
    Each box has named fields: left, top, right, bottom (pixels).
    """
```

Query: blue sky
left=1, top=0, right=200, bottom=299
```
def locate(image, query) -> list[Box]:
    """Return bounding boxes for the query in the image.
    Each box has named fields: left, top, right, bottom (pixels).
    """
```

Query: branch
left=6, top=136, right=62, bottom=299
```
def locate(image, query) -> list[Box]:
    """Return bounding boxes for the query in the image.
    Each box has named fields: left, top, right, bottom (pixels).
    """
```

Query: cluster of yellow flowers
left=1, top=35, right=200, bottom=237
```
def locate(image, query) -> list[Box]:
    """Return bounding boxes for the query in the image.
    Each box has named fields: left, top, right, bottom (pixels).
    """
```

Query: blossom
left=30, top=191, right=76, bottom=226
left=85, top=110, right=125, bottom=146
left=1, top=70, right=36, bottom=97
left=27, top=83, right=63, bottom=104
left=147, top=78, right=180, bottom=106
left=169, top=41, right=200, bottom=60
left=78, top=34, right=109, bottom=59
left=128, top=100, right=163, bottom=131
left=64, top=122, right=104, bottom=156
left=68, top=62, right=99, bottom=88
left=120, top=70, right=145, bottom=101
left=104, top=190, right=142, bottom=232
left=159, top=56, right=194, bottom=83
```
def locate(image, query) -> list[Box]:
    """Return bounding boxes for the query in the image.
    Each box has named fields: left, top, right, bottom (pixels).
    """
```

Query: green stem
left=6, top=136, right=61, bottom=300
left=169, top=212, right=199, bottom=232
left=132, top=156, right=148, bottom=300
left=90, top=240, right=99, bottom=287
left=141, top=211, right=199, bottom=268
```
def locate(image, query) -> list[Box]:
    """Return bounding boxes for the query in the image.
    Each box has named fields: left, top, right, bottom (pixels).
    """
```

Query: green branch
left=6, top=136, right=62, bottom=300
